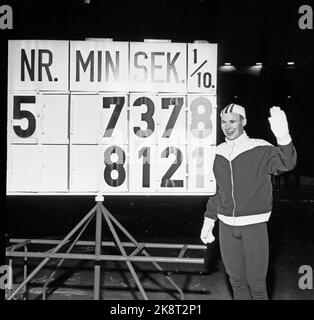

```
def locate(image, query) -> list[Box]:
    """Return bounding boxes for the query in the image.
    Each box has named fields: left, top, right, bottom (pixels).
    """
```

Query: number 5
left=13, top=96, right=36, bottom=138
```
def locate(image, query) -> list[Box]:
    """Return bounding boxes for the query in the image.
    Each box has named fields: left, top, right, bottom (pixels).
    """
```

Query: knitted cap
left=220, top=103, right=246, bottom=119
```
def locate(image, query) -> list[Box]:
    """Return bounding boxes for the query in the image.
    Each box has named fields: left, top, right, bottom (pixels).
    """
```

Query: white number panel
left=129, top=93, right=159, bottom=145
left=41, top=145, right=68, bottom=191
left=8, top=40, right=69, bottom=92
left=157, top=94, right=187, bottom=146
left=8, top=92, right=39, bottom=143
left=70, top=145, right=102, bottom=192
left=70, top=94, right=101, bottom=144
left=157, top=144, right=187, bottom=192
left=188, top=145, right=216, bottom=192
left=7, top=144, right=68, bottom=192
left=187, top=43, right=217, bottom=94
left=129, top=144, right=158, bottom=192
left=7, top=144, right=41, bottom=191
left=9, top=93, right=69, bottom=144
left=188, top=95, right=217, bottom=146
left=129, top=42, right=186, bottom=92
left=70, top=41, right=129, bottom=92
left=101, top=145, right=128, bottom=192
left=7, top=40, right=218, bottom=196
left=38, top=94, right=69, bottom=144
left=101, top=94, right=128, bottom=145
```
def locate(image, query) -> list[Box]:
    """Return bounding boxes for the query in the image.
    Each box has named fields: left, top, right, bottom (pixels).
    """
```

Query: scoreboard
left=7, top=40, right=217, bottom=195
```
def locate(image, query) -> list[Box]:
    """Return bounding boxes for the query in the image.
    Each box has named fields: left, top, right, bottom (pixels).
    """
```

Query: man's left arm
left=266, top=106, right=297, bottom=175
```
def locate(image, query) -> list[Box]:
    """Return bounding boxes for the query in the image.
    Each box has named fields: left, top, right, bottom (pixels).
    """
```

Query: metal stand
left=6, top=196, right=204, bottom=300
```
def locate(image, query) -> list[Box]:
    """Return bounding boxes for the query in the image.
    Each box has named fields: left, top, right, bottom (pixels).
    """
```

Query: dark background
left=1, top=0, right=314, bottom=242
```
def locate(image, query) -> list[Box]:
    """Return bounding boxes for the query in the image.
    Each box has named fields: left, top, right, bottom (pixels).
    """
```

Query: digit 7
left=161, top=97, right=183, bottom=138
left=103, top=97, right=125, bottom=137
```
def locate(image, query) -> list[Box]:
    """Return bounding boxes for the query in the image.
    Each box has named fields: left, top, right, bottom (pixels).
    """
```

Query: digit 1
left=193, top=147, right=204, bottom=188
left=197, top=72, right=201, bottom=88
left=139, top=147, right=150, bottom=188
left=193, top=48, right=197, bottom=64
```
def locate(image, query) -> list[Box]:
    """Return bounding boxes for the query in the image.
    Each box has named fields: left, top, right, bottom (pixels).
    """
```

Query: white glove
left=268, top=106, right=290, bottom=144
left=200, top=217, right=215, bottom=244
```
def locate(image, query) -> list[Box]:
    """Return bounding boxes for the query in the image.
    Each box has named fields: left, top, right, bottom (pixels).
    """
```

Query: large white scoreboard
left=7, top=40, right=217, bottom=195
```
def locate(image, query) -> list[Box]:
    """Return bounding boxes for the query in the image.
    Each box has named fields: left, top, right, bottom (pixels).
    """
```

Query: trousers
left=219, top=220, right=269, bottom=300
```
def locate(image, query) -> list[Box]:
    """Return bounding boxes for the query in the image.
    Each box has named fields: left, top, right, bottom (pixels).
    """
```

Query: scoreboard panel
left=7, top=40, right=217, bottom=195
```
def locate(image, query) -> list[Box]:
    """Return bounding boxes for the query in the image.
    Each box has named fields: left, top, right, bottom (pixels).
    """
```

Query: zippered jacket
left=204, top=131, right=297, bottom=226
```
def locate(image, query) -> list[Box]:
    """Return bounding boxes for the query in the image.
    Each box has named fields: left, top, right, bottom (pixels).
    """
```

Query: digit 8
left=190, top=97, right=212, bottom=138
left=104, top=146, right=126, bottom=187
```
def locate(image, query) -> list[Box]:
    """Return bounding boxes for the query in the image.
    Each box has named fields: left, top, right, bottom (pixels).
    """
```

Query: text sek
left=134, top=51, right=183, bottom=83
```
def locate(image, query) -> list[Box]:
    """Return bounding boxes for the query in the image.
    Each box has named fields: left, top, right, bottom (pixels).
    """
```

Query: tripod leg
left=7, top=204, right=98, bottom=300
left=102, top=205, right=184, bottom=300
left=94, top=203, right=103, bottom=300
left=100, top=205, right=148, bottom=300
left=42, top=212, right=95, bottom=300
left=23, top=246, right=29, bottom=300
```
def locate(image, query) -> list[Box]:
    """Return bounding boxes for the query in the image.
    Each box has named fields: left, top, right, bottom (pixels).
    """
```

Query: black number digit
left=161, top=147, right=183, bottom=188
left=13, top=95, right=36, bottom=138
left=104, top=146, right=126, bottom=187
left=139, top=147, right=150, bottom=188
left=203, top=72, right=212, bottom=88
left=197, top=72, right=201, bottom=88
left=133, top=97, right=155, bottom=138
left=103, top=96, right=125, bottom=137
left=193, top=48, right=197, bottom=64
left=161, top=97, right=183, bottom=138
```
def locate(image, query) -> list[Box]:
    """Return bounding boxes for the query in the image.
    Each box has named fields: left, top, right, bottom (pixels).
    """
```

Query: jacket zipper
left=229, top=147, right=236, bottom=226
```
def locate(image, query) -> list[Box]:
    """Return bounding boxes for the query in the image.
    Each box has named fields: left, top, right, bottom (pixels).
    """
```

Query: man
left=200, top=104, right=297, bottom=300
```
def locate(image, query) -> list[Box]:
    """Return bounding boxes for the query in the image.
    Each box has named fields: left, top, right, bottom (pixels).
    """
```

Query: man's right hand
left=200, top=217, right=215, bottom=244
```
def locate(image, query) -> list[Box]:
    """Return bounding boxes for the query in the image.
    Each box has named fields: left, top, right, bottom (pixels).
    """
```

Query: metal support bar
left=9, top=238, right=206, bottom=250
left=94, top=203, right=103, bottom=300
left=129, top=244, right=145, bottom=257
left=6, top=250, right=204, bottom=264
left=42, top=212, right=95, bottom=300
left=6, top=204, right=98, bottom=300
left=178, top=245, right=188, bottom=259
left=23, top=245, right=29, bottom=300
left=102, top=206, right=184, bottom=299
left=101, top=205, right=149, bottom=300
left=6, top=202, right=207, bottom=301
left=6, top=240, right=31, bottom=251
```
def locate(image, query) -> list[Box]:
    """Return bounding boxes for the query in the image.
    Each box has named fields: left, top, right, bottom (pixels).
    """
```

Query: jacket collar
left=225, top=131, right=249, bottom=146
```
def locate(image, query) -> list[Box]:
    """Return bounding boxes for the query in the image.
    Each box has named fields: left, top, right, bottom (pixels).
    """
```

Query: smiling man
left=220, top=104, right=247, bottom=140
left=200, top=103, right=297, bottom=300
